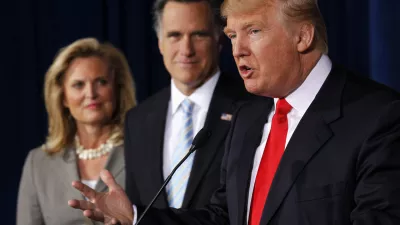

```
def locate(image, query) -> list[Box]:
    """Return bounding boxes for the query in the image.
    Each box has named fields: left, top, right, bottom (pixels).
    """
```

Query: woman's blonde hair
left=43, top=38, right=137, bottom=154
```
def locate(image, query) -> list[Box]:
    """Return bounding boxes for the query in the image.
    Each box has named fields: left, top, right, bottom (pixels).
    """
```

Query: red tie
left=249, top=99, right=292, bottom=225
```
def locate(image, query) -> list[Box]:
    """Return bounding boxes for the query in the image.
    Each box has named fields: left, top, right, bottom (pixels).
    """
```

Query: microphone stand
left=135, top=128, right=211, bottom=225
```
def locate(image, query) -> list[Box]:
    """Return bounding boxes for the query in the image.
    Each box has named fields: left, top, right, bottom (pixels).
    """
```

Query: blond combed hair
left=221, top=0, right=328, bottom=53
left=43, top=38, right=137, bottom=154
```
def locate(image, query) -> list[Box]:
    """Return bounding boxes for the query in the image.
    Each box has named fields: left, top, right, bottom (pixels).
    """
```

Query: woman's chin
left=76, top=116, right=110, bottom=126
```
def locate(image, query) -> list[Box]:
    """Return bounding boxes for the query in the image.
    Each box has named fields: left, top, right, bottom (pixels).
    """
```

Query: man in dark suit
left=69, top=0, right=400, bottom=224
left=124, top=0, right=249, bottom=211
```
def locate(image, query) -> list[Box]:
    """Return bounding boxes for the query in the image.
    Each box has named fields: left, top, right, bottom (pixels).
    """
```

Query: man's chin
left=173, top=69, right=200, bottom=79
left=244, top=81, right=261, bottom=95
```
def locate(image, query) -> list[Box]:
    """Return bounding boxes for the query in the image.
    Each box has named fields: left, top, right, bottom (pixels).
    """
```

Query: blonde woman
left=17, top=38, right=136, bottom=225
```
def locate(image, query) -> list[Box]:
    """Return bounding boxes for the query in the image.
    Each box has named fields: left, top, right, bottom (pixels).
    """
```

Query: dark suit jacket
left=124, top=73, right=250, bottom=209
left=140, top=66, right=400, bottom=225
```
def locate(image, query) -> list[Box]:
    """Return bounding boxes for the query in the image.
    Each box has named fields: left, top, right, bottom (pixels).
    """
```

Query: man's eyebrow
left=223, top=27, right=233, bottom=34
left=242, top=22, right=256, bottom=30
left=191, top=30, right=211, bottom=35
left=223, top=22, right=256, bottom=34
left=166, top=31, right=181, bottom=36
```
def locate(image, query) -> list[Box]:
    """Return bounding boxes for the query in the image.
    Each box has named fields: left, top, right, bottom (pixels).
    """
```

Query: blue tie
left=166, top=98, right=195, bottom=208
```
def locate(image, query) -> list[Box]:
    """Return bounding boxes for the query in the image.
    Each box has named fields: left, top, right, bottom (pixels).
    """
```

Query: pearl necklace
left=75, top=136, right=114, bottom=160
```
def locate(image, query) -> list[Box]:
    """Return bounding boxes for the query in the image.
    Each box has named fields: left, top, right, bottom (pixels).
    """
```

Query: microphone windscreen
left=191, top=128, right=211, bottom=149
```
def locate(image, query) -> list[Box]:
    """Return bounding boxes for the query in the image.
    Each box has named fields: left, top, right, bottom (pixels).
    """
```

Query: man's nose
left=232, top=37, right=250, bottom=58
left=180, top=36, right=195, bottom=57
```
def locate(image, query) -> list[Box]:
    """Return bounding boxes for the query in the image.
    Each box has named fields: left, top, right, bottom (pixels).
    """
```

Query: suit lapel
left=260, top=67, right=345, bottom=225
left=96, top=145, right=125, bottom=192
left=145, top=88, right=170, bottom=207
left=60, top=147, right=85, bottom=201
left=182, top=75, right=236, bottom=207
left=236, top=98, right=273, bottom=225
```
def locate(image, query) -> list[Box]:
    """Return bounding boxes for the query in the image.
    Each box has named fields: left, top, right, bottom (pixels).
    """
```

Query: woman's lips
left=86, top=103, right=100, bottom=109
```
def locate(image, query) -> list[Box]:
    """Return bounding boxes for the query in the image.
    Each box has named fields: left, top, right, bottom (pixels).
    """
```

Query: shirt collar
left=275, top=54, right=332, bottom=115
left=170, top=70, right=221, bottom=115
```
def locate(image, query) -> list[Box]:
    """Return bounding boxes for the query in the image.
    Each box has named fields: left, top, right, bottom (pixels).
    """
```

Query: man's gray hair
left=152, top=0, right=224, bottom=36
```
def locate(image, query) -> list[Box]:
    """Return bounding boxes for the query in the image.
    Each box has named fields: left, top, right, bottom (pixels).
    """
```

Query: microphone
left=135, top=128, right=212, bottom=225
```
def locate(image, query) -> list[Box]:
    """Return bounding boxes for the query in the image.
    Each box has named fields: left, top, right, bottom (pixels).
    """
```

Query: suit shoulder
left=343, top=69, right=400, bottom=104
left=21, top=146, right=56, bottom=176
left=26, top=146, right=49, bottom=162
left=126, top=87, right=170, bottom=119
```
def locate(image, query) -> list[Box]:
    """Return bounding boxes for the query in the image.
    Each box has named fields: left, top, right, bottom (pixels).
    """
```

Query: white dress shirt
left=81, top=179, right=97, bottom=201
left=81, top=179, right=97, bottom=190
left=246, top=55, right=332, bottom=222
left=163, top=71, right=220, bottom=180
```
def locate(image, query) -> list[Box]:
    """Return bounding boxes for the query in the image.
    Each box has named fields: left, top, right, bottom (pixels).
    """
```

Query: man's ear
left=296, top=23, right=315, bottom=53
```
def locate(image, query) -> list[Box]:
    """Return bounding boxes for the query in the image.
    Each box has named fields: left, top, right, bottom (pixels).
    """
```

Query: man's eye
left=167, top=33, right=181, bottom=38
left=193, top=32, right=209, bottom=38
left=98, top=79, right=108, bottom=85
left=250, top=29, right=261, bottom=35
left=227, top=34, right=237, bottom=39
